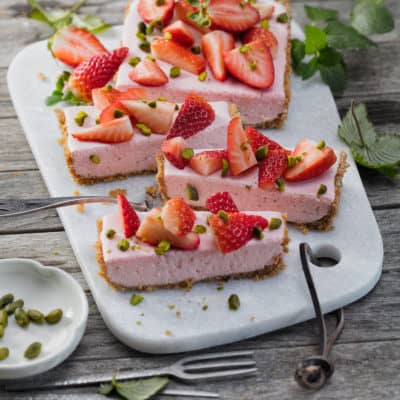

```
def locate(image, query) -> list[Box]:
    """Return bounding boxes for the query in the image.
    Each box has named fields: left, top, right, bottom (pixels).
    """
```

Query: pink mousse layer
left=162, top=148, right=339, bottom=224
left=100, top=211, right=285, bottom=288
left=63, top=102, right=231, bottom=179
left=116, top=0, right=289, bottom=125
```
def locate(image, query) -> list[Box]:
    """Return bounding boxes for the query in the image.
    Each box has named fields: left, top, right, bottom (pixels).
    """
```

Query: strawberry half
left=161, top=137, right=189, bottom=169
left=50, top=26, right=108, bottom=68
left=128, top=59, right=169, bottom=87
left=245, top=126, right=288, bottom=154
left=99, top=101, right=130, bottom=124
left=118, top=194, right=140, bottom=238
left=121, top=99, right=175, bottom=134
left=136, top=208, right=200, bottom=250
left=151, top=38, right=206, bottom=75
left=189, top=150, right=228, bottom=176
left=223, top=40, right=274, bottom=89
left=258, top=149, right=288, bottom=189
left=201, top=30, right=235, bottom=81
left=67, top=47, right=128, bottom=102
left=208, top=0, right=260, bottom=32
left=92, top=87, right=122, bottom=110
left=72, top=116, right=133, bottom=143
left=137, top=0, right=175, bottom=25
left=242, top=28, right=278, bottom=58
left=284, top=139, right=337, bottom=182
left=117, top=88, right=147, bottom=101
left=161, top=198, right=196, bottom=236
left=209, top=212, right=268, bottom=254
left=227, top=116, right=258, bottom=176
left=205, top=192, right=238, bottom=214
left=175, top=0, right=211, bottom=33
left=163, top=21, right=195, bottom=47
left=167, top=93, right=215, bottom=139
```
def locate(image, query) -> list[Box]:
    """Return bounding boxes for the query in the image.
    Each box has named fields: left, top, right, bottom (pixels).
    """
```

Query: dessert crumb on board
left=145, top=185, right=159, bottom=198
left=164, top=329, right=173, bottom=336
left=37, top=72, right=46, bottom=81
left=109, top=188, right=127, bottom=198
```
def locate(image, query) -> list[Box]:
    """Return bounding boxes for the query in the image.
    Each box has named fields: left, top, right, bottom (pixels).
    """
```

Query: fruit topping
left=163, top=21, right=195, bottom=47
left=205, top=192, right=239, bottom=214
left=242, top=28, right=278, bottom=57
left=223, top=40, right=274, bottom=89
left=175, top=0, right=211, bottom=33
left=118, top=194, right=140, bottom=238
left=137, top=0, right=175, bottom=25
left=208, top=0, right=260, bottom=32
left=245, top=126, right=289, bottom=154
left=151, top=38, right=206, bottom=75
left=201, top=30, right=235, bottom=81
left=99, top=101, right=130, bottom=123
left=161, top=198, right=196, bottom=236
left=227, top=116, right=258, bottom=176
left=72, top=116, right=133, bottom=143
left=284, top=139, right=337, bottom=181
left=167, top=93, right=215, bottom=139
left=258, top=149, right=288, bottom=189
left=128, top=59, right=169, bottom=86
left=189, top=150, right=228, bottom=176
left=50, top=26, right=108, bottom=68
left=161, top=137, right=190, bottom=169
left=92, top=87, right=121, bottom=110
left=67, top=47, right=128, bottom=102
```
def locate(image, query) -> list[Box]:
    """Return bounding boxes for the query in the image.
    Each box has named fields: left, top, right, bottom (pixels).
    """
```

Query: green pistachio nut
left=24, top=342, right=42, bottom=360
left=45, top=308, right=63, bottom=324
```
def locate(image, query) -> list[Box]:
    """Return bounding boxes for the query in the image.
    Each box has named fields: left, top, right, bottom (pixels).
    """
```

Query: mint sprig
left=292, top=1, right=394, bottom=95
left=45, top=71, right=85, bottom=106
left=339, top=102, right=400, bottom=179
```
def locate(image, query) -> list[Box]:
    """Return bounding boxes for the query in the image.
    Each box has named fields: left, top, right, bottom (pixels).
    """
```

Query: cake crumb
left=145, top=185, right=159, bottom=198
left=37, top=72, right=46, bottom=81
left=73, top=190, right=80, bottom=196
left=109, top=188, right=127, bottom=198
left=175, top=311, right=182, bottom=318
left=250, top=316, right=256, bottom=322
left=76, top=204, right=85, bottom=213
left=107, top=249, right=112, bottom=254
left=57, top=137, right=65, bottom=146
left=165, top=329, right=173, bottom=336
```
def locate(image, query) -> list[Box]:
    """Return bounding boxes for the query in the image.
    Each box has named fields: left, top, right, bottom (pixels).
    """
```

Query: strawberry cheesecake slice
left=97, top=194, right=287, bottom=290
left=117, top=0, right=291, bottom=127
left=57, top=92, right=234, bottom=184
left=157, top=117, right=348, bottom=230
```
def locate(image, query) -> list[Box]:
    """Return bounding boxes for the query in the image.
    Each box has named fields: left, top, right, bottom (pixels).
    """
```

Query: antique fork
left=5, top=350, right=257, bottom=392
left=0, top=196, right=152, bottom=217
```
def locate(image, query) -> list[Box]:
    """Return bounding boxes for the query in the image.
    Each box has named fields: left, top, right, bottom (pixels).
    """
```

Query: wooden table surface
left=0, top=1, right=399, bottom=398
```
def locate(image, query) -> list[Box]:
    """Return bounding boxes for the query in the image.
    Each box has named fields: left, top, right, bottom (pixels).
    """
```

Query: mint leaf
left=319, top=61, right=347, bottom=96
left=325, top=21, right=375, bottom=49
left=99, top=383, right=115, bottom=395
left=351, top=2, right=395, bottom=35
left=356, top=0, right=385, bottom=4
left=114, top=377, right=169, bottom=400
left=297, top=57, right=319, bottom=80
left=317, top=47, right=344, bottom=66
left=339, top=103, right=400, bottom=178
left=71, top=14, right=111, bottom=33
left=305, top=25, right=327, bottom=54
left=304, top=5, right=338, bottom=22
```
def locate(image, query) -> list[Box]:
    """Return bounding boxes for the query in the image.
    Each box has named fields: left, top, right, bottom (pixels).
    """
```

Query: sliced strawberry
left=223, top=40, right=274, bottom=89
left=117, top=88, right=147, bottom=101
left=50, top=26, right=108, bottom=68
left=99, top=101, right=130, bottom=123
left=137, top=0, right=175, bottom=25
left=227, top=116, right=258, bottom=176
left=284, top=139, right=337, bottom=182
left=208, top=0, right=260, bottom=32
left=254, top=4, right=275, bottom=20
left=163, top=21, right=195, bottom=47
left=167, top=93, right=215, bottom=139
left=136, top=208, right=200, bottom=250
left=67, top=47, right=128, bottom=102
left=151, top=38, right=206, bottom=75
left=161, top=198, right=196, bottom=236
left=118, top=194, right=140, bottom=238
left=242, top=28, right=278, bottom=57
left=175, top=0, right=211, bottom=33
left=189, top=150, right=228, bottom=176
left=72, top=116, right=133, bottom=143
left=201, top=30, right=234, bottom=81
left=258, top=149, right=288, bottom=189
left=209, top=212, right=268, bottom=254
left=128, top=59, right=169, bottom=87
left=92, top=87, right=122, bottom=110
left=161, top=137, right=189, bottom=169
left=121, top=99, right=175, bottom=134
left=205, top=192, right=238, bottom=214
left=245, top=126, right=288, bottom=154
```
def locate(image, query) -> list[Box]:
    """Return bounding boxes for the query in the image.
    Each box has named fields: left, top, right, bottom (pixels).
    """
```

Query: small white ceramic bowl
left=0, top=258, right=88, bottom=380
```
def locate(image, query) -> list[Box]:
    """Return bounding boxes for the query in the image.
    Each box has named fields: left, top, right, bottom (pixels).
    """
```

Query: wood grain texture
left=0, top=0, right=399, bottom=398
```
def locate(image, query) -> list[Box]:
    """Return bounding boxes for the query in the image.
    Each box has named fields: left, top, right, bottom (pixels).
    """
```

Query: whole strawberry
left=67, top=47, right=128, bottom=103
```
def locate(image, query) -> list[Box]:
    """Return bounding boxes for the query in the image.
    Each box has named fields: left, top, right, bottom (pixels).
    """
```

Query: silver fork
left=5, top=350, right=257, bottom=391
left=0, top=196, right=152, bottom=217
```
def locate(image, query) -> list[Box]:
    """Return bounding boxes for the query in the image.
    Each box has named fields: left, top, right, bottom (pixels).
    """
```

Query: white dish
left=7, top=25, right=383, bottom=354
left=0, top=259, right=88, bottom=380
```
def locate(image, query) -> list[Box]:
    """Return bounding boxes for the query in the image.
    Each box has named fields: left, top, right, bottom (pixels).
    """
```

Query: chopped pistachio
left=156, top=0, right=165, bottom=5
left=136, top=123, right=152, bottom=136
left=146, top=24, right=154, bottom=35
left=186, top=184, right=199, bottom=201
left=245, top=184, right=252, bottom=191
left=316, top=140, right=326, bottom=150
left=202, top=305, right=208, bottom=311
left=74, top=110, right=88, bottom=127
left=239, top=0, right=245, bottom=7
left=136, top=320, right=142, bottom=326
left=218, top=210, right=229, bottom=223
left=255, top=145, right=268, bottom=161
left=136, top=31, right=146, bottom=40
left=128, top=56, right=141, bottom=67
left=155, top=240, right=171, bottom=255
left=221, top=159, right=230, bottom=177
left=170, top=66, right=181, bottom=78
left=138, top=21, right=147, bottom=34
left=249, top=0, right=256, bottom=3
left=164, top=31, right=172, bottom=40
left=168, top=304, right=175, bottom=310
left=317, top=184, right=327, bottom=196
left=253, top=226, right=264, bottom=240
left=277, top=12, right=288, bottom=23
left=105, top=84, right=113, bottom=90
left=158, top=96, right=167, bottom=102
left=95, top=117, right=100, bottom=125
left=117, top=239, right=130, bottom=251
left=261, top=19, right=269, bottom=29
left=240, top=142, right=248, bottom=151
left=228, top=294, right=240, bottom=311
left=175, top=104, right=179, bottom=111
left=276, top=178, right=285, bottom=192
left=239, top=44, right=250, bottom=53
left=89, top=154, right=100, bottom=164
left=147, top=100, right=157, bottom=108
left=106, top=229, right=116, bottom=239
left=0, top=347, right=9, bottom=361
left=249, top=59, right=257, bottom=71
left=139, top=40, right=151, bottom=53
left=145, top=55, right=156, bottom=62
left=181, top=147, right=194, bottom=160
left=217, top=285, right=224, bottom=291
left=198, top=71, right=207, bottom=81
left=194, top=224, right=207, bottom=234
left=269, top=217, right=282, bottom=230
left=113, top=109, right=125, bottom=118
left=130, top=293, right=144, bottom=306
left=287, top=155, right=298, bottom=168
left=191, top=46, right=201, bottom=54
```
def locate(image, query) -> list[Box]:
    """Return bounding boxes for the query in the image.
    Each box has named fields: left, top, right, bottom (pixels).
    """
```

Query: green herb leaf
left=338, top=102, right=400, bottom=178
left=304, top=5, right=338, bottom=22
left=99, top=383, right=115, bottom=395
left=71, top=14, right=111, bottom=33
left=351, top=2, right=395, bottom=35
left=114, top=377, right=169, bottom=400
left=291, top=38, right=305, bottom=67
left=317, top=46, right=344, bottom=66
left=305, top=25, right=327, bottom=54
left=297, top=57, right=319, bottom=80
left=325, top=21, right=375, bottom=49
left=319, top=61, right=347, bottom=96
